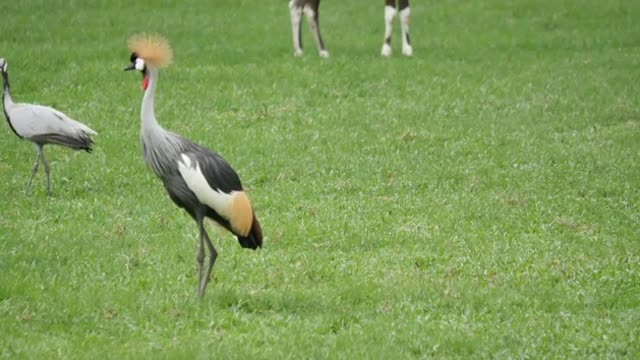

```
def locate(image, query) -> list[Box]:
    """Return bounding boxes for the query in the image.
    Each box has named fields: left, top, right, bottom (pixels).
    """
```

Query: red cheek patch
left=143, top=76, right=149, bottom=90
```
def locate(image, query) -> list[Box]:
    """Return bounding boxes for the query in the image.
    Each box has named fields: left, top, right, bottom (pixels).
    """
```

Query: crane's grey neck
left=1, top=71, right=19, bottom=137
left=1, top=71, right=9, bottom=90
left=141, top=66, right=163, bottom=134
left=139, top=65, right=184, bottom=176
left=2, top=71, right=13, bottom=107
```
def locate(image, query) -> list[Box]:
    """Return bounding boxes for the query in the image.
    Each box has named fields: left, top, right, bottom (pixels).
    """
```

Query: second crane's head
left=124, top=33, right=173, bottom=90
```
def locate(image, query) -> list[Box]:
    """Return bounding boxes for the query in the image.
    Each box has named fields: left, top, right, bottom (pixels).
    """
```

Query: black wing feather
left=182, top=141, right=244, bottom=194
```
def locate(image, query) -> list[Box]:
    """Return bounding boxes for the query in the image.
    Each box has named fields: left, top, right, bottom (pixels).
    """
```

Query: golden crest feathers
left=128, top=33, right=173, bottom=68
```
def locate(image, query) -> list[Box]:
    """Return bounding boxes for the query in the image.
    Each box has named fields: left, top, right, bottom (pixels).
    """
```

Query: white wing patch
left=178, top=154, right=236, bottom=220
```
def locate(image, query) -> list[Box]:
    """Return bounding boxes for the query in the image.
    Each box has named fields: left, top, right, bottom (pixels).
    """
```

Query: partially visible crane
left=124, top=34, right=262, bottom=297
left=0, top=58, right=97, bottom=195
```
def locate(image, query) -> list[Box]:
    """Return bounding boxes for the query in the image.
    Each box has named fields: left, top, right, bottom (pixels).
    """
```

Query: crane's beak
left=124, top=63, right=135, bottom=71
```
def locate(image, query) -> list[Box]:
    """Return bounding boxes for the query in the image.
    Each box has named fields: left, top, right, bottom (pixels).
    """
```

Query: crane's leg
left=26, top=152, right=40, bottom=195
left=196, top=221, right=206, bottom=296
left=26, top=144, right=47, bottom=195
left=197, top=217, right=218, bottom=297
left=38, top=147, right=52, bottom=196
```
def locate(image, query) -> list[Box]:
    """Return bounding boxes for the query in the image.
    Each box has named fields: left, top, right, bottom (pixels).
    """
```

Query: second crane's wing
left=9, top=103, right=97, bottom=139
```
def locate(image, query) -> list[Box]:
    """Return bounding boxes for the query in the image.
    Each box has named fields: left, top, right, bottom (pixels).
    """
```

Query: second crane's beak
left=124, top=63, right=135, bottom=71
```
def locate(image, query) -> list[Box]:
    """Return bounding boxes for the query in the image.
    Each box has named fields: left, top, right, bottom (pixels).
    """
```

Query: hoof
left=402, top=45, right=413, bottom=57
left=381, top=44, right=392, bottom=57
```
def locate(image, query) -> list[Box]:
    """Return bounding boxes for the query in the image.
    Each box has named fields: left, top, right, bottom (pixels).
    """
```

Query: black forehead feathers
left=129, top=52, right=138, bottom=62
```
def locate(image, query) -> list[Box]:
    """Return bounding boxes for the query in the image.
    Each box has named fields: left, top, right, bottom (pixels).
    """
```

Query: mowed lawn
left=1, top=0, right=639, bottom=358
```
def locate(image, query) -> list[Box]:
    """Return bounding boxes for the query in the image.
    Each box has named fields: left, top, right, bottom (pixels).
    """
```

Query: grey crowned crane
left=124, top=34, right=262, bottom=297
left=1, top=58, right=97, bottom=196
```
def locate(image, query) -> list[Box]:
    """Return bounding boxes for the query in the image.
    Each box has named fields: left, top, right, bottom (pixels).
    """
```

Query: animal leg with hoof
left=305, top=5, right=329, bottom=57
left=382, top=4, right=397, bottom=56
left=290, top=1, right=304, bottom=56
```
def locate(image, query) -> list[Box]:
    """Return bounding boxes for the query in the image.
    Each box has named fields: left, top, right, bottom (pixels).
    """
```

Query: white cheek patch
left=178, top=154, right=235, bottom=219
left=135, top=58, right=145, bottom=71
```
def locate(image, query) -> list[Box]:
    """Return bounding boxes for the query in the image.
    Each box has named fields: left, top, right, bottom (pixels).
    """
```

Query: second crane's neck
left=1, top=71, right=12, bottom=107
left=1, top=71, right=20, bottom=138
left=141, top=66, right=164, bottom=135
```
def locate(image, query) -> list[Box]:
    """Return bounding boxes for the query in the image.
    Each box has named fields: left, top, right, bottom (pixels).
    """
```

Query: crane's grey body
left=138, top=67, right=245, bottom=217
left=127, top=57, right=262, bottom=297
left=0, top=58, right=97, bottom=195
left=142, top=126, right=245, bottom=228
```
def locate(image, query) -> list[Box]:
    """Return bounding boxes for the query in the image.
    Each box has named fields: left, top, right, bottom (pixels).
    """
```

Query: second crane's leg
left=199, top=221, right=218, bottom=297
left=26, top=150, right=40, bottom=195
left=38, top=147, right=52, bottom=196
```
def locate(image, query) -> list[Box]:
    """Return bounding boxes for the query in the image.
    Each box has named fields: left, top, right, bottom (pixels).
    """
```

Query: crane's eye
left=134, top=58, right=146, bottom=71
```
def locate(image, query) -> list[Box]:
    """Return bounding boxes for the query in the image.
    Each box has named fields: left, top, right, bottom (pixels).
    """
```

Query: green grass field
left=1, top=0, right=639, bottom=358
